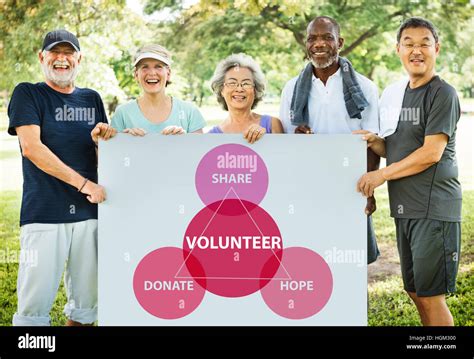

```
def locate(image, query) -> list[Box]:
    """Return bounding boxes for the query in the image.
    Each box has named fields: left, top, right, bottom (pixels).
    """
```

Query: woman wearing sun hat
left=111, top=44, right=206, bottom=136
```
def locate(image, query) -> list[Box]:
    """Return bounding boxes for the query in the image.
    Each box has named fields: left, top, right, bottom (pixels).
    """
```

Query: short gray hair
left=210, top=53, right=266, bottom=111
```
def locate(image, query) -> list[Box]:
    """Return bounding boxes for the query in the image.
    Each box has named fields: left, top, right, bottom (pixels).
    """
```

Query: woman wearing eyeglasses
left=208, top=53, right=283, bottom=143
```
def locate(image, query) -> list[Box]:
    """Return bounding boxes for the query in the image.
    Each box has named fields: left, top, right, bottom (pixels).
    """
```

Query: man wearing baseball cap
left=42, top=29, right=81, bottom=52
left=8, top=29, right=116, bottom=326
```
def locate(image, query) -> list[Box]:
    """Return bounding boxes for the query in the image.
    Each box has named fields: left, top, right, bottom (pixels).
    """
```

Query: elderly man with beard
left=280, top=16, right=381, bottom=264
left=7, top=29, right=115, bottom=326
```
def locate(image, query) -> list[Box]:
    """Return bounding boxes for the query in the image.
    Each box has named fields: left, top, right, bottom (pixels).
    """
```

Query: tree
left=144, top=0, right=473, bottom=97
left=0, top=0, right=155, bottom=109
left=153, top=7, right=302, bottom=104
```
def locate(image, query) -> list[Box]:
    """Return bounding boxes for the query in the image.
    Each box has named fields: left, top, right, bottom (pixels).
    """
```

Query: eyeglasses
left=224, top=81, right=255, bottom=90
left=400, top=43, right=434, bottom=50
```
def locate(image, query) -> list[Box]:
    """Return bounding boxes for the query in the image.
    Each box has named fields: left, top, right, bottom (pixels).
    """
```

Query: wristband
left=78, top=178, right=88, bottom=192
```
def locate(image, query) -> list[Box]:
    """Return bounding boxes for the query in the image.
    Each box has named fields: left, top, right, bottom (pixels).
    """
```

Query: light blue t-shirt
left=111, top=98, right=206, bottom=133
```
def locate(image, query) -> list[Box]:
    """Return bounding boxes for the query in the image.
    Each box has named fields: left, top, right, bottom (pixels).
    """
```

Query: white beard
left=41, top=62, right=79, bottom=88
left=311, top=54, right=338, bottom=69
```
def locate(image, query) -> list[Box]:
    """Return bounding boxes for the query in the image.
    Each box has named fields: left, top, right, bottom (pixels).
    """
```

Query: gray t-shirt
left=385, top=76, right=461, bottom=222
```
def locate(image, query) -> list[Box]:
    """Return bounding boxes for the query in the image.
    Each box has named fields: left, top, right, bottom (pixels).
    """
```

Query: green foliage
left=109, top=52, right=141, bottom=100
left=157, top=7, right=302, bottom=103
left=144, top=0, right=183, bottom=14
left=0, top=0, right=472, bottom=111
left=0, top=0, right=154, bottom=104
left=144, top=0, right=473, bottom=97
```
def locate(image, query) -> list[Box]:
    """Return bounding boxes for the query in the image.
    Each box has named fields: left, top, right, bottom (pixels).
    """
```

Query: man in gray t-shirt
left=354, top=17, right=461, bottom=326
left=386, top=76, right=461, bottom=221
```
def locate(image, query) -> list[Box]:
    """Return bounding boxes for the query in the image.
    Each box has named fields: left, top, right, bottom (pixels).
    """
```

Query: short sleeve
left=425, top=85, right=460, bottom=138
left=186, top=104, right=206, bottom=133
left=94, top=92, right=108, bottom=125
left=110, top=105, right=126, bottom=132
left=7, top=83, right=41, bottom=136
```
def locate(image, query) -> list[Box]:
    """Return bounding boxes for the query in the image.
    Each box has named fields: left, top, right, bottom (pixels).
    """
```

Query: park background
left=0, top=0, right=472, bottom=326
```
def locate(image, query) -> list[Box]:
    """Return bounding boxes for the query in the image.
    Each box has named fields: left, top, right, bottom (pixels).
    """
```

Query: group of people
left=8, top=16, right=461, bottom=326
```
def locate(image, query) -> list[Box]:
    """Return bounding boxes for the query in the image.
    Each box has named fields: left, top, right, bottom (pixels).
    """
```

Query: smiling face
left=221, top=67, right=255, bottom=111
left=397, top=26, right=440, bottom=79
left=306, top=19, right=343, bottom=69
left=134, top=58, right=170, bottom=95
left=39, top=43, right=81, bottom=88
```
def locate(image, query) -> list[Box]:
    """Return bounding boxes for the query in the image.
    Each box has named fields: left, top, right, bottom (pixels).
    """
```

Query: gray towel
left=290, top=57, right=369, bottom=127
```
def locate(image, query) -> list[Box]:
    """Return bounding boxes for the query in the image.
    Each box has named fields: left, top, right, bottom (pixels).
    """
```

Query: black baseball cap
left=42, top=29, right=80, bottom=52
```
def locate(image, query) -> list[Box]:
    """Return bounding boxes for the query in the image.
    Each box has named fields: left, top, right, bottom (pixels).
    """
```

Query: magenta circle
left=195, top=144, right=268, bottom=210
left=133, top=247, right=206, bottom=319
left=260, top=247, right=333, bottom=319
left=182, top=199, right=283, bottom=298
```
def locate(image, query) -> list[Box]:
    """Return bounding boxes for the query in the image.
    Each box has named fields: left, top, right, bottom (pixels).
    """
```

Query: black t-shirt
left=385, top=76, right=461, bottom=222
left=8, top=82, right=108, bottom=225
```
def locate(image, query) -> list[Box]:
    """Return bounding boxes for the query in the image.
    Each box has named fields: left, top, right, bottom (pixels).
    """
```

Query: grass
left=368, top=268, right=474, bottom=326
left=0, top=189, right=473, bottom=326
left=0, top=191, right=67, bottom=326
left=369, top=188, right=474, bottom=326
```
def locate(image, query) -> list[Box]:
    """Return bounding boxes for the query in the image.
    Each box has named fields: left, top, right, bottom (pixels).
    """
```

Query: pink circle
left=133, top=247, right=206, bottom=319
left=260, top=247, right=333, bottom=319
left=195, top=144, right=268, bottom=210
left=181, top=199, right=283, bottom=298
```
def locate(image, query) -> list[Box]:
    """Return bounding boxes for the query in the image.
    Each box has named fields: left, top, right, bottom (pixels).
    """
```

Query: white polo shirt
left=279, top=68, right=379, bottom=134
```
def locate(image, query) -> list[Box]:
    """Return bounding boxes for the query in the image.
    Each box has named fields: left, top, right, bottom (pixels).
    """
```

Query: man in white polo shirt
left=280, top=16, right=380, bottom=263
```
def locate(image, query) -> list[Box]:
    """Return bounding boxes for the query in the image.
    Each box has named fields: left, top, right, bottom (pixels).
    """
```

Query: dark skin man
left=295, top=17, right=380, bottom=215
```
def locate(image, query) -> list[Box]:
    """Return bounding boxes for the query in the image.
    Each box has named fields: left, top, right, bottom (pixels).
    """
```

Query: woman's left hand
left=161, top=126, right=186, bottom=135
left=244, top=124, right=266, bottom=144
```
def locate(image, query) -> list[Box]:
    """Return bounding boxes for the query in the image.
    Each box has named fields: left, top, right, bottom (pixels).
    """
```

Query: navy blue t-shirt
left=8, top=82, right=107, bottom=225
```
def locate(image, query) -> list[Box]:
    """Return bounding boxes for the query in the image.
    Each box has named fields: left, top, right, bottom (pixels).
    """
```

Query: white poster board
left=98, top=134, right=367, bottom=325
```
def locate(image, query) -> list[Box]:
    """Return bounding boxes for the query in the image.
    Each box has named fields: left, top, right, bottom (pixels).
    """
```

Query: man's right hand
left=352, top=130, right=386, bottom=157
left=91, top=123, right=117, bottom=145
left=295, top=125, right=314, bottom=134
left=79, top=180, right=106, bottom=203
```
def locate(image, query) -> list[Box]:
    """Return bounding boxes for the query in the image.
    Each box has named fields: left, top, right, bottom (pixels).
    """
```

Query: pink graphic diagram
left=133, top=144, right=333, bottom=320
